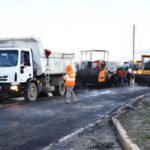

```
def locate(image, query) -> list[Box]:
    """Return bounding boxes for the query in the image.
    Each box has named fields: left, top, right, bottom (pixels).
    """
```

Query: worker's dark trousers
left=117, top=77, right=124, bottom=87
left=66, top=87, right=78, bottom=103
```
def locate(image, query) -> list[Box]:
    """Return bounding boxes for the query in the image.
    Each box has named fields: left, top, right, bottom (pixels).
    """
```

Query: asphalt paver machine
left=76, top=50, right=110, bottom=88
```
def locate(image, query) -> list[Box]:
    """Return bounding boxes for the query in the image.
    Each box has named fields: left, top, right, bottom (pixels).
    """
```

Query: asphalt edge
left=43, top=117, right=105, bottom=150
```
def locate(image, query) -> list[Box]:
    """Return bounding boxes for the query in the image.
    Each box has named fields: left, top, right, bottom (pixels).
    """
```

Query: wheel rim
left=28, top=83, right=37, bottom=101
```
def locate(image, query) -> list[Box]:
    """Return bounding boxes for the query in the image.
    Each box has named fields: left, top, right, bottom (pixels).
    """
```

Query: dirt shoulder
left=117, top=94, right=150, bottom=150
left=49, top=118, right=122, bottom=150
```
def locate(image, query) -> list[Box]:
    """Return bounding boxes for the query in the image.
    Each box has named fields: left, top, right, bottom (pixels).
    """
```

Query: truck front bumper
left=0, top=83, right=20, bottom=98
left=0, top=83, right=11, bottom=91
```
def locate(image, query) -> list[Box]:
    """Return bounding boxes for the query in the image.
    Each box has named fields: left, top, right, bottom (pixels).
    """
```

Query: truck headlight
left=133, top=71, right=136, bottom=74
left=10, top=85, right=19, bottom=92
left=138, top=71, right=142, bottom=74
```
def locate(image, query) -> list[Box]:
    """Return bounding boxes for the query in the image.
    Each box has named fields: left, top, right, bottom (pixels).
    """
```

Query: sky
left=0, top=0, right=150, bottom=62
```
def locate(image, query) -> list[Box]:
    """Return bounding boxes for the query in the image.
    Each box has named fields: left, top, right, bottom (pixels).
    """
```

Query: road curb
left=111, top=94, right=146, bottom=150
left=112, top=117, right=141, bottom=150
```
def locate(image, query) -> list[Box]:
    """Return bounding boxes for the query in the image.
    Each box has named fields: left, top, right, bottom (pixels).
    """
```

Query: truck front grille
left=0, top=76, right=8, bottom=81
left=0, top=83, right=11, bottom=90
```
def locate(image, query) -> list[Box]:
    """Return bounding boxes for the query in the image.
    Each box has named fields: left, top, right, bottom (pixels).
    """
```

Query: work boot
left=73, top=99, right=79, bottom=104
left=66, top=100, right=71, bottom=104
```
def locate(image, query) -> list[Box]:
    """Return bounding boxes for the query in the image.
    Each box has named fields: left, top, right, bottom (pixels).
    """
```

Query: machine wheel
left=52, top=80, right=65, bottom=96
left=25, top=82, right=38, bottom=102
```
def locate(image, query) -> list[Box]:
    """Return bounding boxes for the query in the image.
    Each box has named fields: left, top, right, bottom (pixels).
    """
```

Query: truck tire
left=25, top=82, right=38, bottom=102
left=52, top=80, right=65, bottom=96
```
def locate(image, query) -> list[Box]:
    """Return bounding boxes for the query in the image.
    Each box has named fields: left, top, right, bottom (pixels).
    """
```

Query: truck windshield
left=0, top=50, right=18, bottom=67
left=133, top=61, right=142, bottom=70
left=143, top=57, right=150, bottom=70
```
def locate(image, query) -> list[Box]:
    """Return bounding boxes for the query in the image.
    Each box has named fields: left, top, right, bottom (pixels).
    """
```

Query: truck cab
left=0, top=48, right=34, bottom=99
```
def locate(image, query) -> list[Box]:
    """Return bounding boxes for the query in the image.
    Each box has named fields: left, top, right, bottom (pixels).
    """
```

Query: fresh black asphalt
left=0, top=85, right=149, bottom=150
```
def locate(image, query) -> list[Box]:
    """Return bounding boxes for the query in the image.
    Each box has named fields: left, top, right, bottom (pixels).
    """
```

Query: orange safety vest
left=98, top=69, right=107, bottom=83
left=64, top=70, right=76, bottom=87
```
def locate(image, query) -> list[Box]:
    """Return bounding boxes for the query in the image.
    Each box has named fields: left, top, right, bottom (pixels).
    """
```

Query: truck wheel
left=25, top=82, right=38, bottom=102
left=52, top=81, right=65, bottom=96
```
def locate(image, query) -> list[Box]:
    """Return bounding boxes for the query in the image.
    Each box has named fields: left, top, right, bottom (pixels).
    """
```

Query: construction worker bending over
left=64, top=65, right=78, bottom=104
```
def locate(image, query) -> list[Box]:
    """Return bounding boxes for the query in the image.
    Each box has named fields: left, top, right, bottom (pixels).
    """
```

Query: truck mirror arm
left=20, top=65, right=25, bottom=69
left=24, top=62, right=31, bottom=66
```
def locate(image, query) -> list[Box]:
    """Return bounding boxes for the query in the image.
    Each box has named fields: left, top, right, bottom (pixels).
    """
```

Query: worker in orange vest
left=98, top=69, right=108, bottom=83
left=64, top=65, right=78, bottom=104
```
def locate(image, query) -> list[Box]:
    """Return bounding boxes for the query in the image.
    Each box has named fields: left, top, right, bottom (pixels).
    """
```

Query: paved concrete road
left=0, top=85, right=149, bottom=150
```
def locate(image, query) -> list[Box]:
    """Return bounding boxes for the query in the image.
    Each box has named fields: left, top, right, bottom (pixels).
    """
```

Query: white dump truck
left=0, top=37, right=75, bottom=101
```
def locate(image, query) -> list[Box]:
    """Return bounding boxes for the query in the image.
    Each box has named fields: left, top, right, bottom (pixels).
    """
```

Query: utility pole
left=133, top=24, right=135, bottom=62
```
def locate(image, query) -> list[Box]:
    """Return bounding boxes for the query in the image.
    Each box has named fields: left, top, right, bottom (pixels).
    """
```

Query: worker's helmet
left=66, top=65, right=72, bottom=72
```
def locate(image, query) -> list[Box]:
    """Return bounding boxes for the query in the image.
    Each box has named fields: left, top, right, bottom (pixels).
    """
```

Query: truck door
left=20, top=50, right=33, bottom=82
